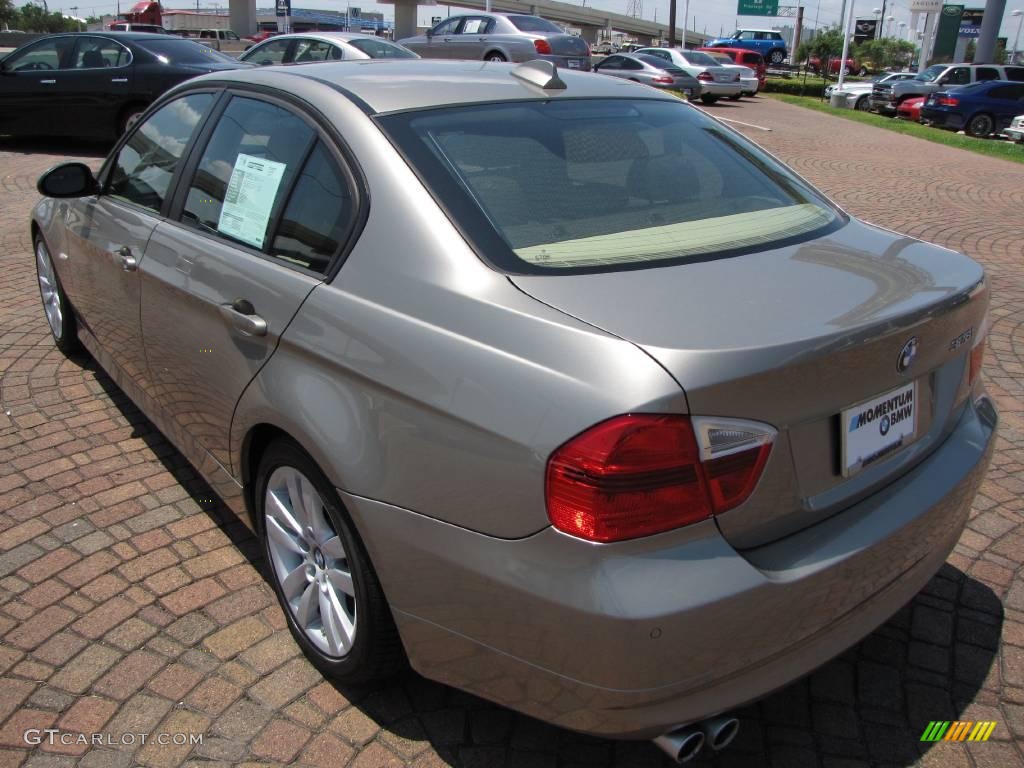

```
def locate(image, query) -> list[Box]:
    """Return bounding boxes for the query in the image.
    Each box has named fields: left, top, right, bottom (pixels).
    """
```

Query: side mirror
left=37, top=162, right=99, bottom=198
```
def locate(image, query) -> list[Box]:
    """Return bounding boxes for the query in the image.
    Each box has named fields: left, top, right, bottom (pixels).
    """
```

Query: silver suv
left=871, top=62, right=1024, bottom=113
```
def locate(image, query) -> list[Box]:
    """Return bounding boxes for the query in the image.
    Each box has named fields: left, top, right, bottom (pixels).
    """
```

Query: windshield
left=682, top=51, right=719, bottom=67
left=508, top=15, right=562, bottom=33
left=708, top=53, right=733, bottom=65
left=137, top=39, right=238, bottom=65
left=915, top=65, right=946, bottom=82
left=348, top=38, right=418, bottom=58
left=379, top=99, right=840, bottom=274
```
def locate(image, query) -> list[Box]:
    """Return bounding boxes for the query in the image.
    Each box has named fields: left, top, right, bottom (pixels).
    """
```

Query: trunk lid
left=544, top=34, right=592, bottom=58
left=510, top=219, right=987, bottom=548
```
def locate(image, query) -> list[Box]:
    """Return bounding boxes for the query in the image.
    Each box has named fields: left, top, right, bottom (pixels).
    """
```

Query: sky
left=24, top=0, right=1024, bottom=42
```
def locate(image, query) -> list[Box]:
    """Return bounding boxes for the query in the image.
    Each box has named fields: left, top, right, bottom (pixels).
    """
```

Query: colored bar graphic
left=920, top=721, right=996, bottom=742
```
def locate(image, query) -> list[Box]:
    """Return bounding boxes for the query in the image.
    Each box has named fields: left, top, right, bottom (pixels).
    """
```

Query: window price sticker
left=218, top=153, right=287, bottom=249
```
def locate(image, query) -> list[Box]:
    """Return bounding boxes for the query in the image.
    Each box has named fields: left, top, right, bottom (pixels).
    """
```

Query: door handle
left=112, top=245, right=137, bottom=271
left=110, top=77, right=128, bottom=83
left=40, top=79, right=57, bottom=84
left=219, top=298, right=267, bottom=337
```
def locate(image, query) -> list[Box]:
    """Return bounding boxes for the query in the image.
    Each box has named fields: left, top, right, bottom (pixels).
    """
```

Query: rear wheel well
left=241, top=423, right=292, bottom=527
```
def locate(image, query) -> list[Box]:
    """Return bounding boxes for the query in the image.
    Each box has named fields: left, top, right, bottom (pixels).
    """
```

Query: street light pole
left=837, top=0, right=856, bottom=91
left=681, top=0, right=689, bottom=48
left=1012, top=10, right=1023, bottom=64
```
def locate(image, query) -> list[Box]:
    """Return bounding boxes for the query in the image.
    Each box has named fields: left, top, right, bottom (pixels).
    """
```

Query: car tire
left=855, top=95, right=871, bottom=111
left=34, top=235, right=82, bottom=356
left=768, top=49, right=785, bottom=65
left=858, top=66, right=868, bottom=76
left=485, top=51, right=506, bottom=62
left=701, top=94, right=719, bottom=104
left=965, top=113, right=994, bottom=138
left=255, top=438, right=406, bottom=683
left=118, top=104, right=148, bottom=136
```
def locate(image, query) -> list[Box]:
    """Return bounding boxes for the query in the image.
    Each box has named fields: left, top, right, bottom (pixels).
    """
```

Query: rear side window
left=292, top=39, right=336, bottom=62
left=987, top=84, right=1024, bottom=100
left=380, top=99, right=840, bottom=273
left=742, top=53, right=761, bottom=65
left=181, top=97, right=314, bottom=249
left=108, top=93, right=214, bottom=213
left=270, top=142, right=354, bottom=273
left=1006, top=67, right=1024, bottom=82
left=975, top=67, right=1000, bottom=81
left=72, top=37, right=131, bottom=68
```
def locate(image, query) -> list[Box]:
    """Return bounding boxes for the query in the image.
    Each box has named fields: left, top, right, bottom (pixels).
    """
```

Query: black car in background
left=0, top=32, right=250, bottom=140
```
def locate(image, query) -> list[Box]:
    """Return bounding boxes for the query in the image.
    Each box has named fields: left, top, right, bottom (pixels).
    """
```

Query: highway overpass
left=227, top=0, right=709, bottom=47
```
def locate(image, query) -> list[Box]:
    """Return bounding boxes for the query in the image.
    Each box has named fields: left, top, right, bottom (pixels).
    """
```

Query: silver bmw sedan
left=31, top=58, right=996, bottom=762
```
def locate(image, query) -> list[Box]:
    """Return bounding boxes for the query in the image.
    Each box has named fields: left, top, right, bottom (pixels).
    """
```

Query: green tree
left=854, top=37, right=916, bottom=70
left=796, top=26, right=847, bottom=73
left=0, top=0, right=18, bottom=29
left=15, top=2, right=79, bottom=32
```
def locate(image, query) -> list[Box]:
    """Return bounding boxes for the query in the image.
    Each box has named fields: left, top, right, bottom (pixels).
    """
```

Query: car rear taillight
left=652, top=75, right=674, bottom=84
left=545, top=414, right=775, bottom=543
left=697, top=71, right=714, bottom=81
left=533, top=39, right=552, bottom=55
left=938, top=96, right=959, bottom=106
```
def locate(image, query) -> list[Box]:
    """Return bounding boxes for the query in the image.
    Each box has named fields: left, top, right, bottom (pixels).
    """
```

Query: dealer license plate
left=568, top=59, right=582, bottom=69
left=840, top=380, right=917, bottom=477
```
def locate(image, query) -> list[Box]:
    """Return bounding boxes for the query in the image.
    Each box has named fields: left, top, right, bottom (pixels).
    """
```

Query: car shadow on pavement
left=0, top=136, right=111, bottom=159
left=83, top=361, right=1004, bottom=767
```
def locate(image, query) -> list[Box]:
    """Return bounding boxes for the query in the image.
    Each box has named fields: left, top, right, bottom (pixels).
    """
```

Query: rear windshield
left=379, top=99, right=841, bottom=274
left=681, top=51, right=720, bottom=67
left=508, top=15, right=562, bottom=33
left=348, top=38, right=418, bottom=58
left=136, top=38, right=238, bottom=64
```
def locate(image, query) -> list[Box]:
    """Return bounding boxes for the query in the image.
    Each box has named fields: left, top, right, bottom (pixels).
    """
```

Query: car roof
left=252, top=31, right=391, bottom=44
left=197, top=59, right=672, bottom=114
left=735, top=29, right=780, bottom=33
left=17, top=31, right=182, bottom=41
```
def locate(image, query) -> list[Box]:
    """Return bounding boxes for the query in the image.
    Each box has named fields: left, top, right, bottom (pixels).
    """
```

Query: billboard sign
left=853, top=18, right=877, bottom=43
left=737, top=0, right=779, bottom=17
left=909, top=0, right=942, bottom=11
left=932, top=4, right=964, bottom=59
left=958, top=8, right=983, bottom=37
left=275, top=0, right=290, bottom=16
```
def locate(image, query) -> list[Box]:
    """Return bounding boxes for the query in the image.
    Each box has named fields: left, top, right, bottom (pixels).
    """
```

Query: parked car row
left=31, top=52, right=996, bottom=760
left=870, top=62, right=1024, bottom=114
left=2, top=14, right=776, bottom=143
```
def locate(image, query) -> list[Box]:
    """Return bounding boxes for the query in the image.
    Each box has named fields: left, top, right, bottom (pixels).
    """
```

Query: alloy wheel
left=264, top=466, right=357, bottom=657
left=36, top=239, right=63, bottom=340
left=967, top=114, right=993, bottom=138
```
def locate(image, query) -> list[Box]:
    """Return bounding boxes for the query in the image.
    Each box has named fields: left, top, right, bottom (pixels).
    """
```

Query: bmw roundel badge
left=897, top=337, right=918, bottom=374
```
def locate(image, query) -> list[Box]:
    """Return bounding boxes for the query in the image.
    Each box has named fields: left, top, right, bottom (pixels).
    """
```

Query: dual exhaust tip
left=652, top=715, right=740, bottom=763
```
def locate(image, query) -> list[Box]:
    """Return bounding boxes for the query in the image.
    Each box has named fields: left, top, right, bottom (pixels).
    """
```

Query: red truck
left=108, top=1, right=168, bottom=33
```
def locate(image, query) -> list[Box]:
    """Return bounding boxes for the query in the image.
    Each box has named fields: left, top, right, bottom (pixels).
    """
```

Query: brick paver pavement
left=1, top=100, right=1022, bottom=768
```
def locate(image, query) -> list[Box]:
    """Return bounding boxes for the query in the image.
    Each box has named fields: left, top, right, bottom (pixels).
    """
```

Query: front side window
left=72, top=37, right=132, bottom=69
left=245, top=39, right=291, bottom=65
left=945, top=67, right=971, bottom=85
left=737, top=31, right=755, bottom=40
left=5, top=37, right=73, bottom=71
left=181, top=96, right=314, bottom=250
left=432, top=17, right=462, bottom=36
left=347, top=38, right=417, bottom=58
left=379, top=99, right=840, bottom=273
left=108, top=93, right=214, bottom=212
left=292, top=40, right=335, bottom=62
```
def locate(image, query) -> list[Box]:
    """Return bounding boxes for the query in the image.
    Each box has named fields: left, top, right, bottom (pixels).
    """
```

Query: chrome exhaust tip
left=701, top=715, right=740, bottom=751
left=652, top=726, right=705, bottom=764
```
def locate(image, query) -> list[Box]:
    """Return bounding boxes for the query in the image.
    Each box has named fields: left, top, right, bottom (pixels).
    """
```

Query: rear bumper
left=536, top=53, right=591, bottom=72
left=920, top=108, right=965, bottom=130
left=346, top=394, right=996, bottom=739
left=700, top=82, right=744, bottom=97
left=1004, top=127, right=1024, bottom=141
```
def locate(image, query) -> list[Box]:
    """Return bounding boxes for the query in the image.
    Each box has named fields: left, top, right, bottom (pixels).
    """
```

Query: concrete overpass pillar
left=636, top=33, right=654, bottom=46
left=392, top=0, right=418, bottom=41
left=229, top=0, right=257, bottom=36
left=579, top=24, right=600, bottom=44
